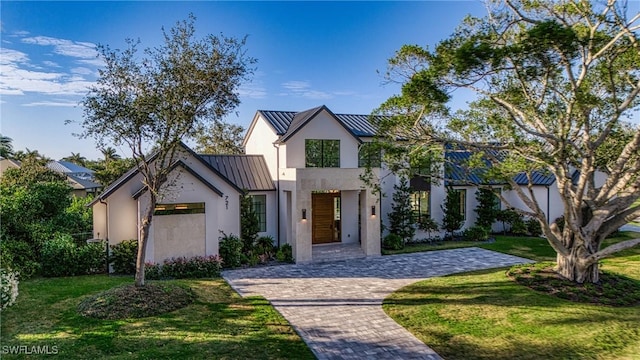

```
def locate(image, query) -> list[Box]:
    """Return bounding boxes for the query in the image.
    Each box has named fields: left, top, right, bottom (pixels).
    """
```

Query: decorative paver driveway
left=223, top=247, right=533, bottom=360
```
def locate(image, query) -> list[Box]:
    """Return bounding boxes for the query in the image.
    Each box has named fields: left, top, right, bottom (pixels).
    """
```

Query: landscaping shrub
left=41, top=234, right=107, bottom=277
left=383, top=233, right=404, bottom=250
left=256, top=235, right=275, bottom=257
left=240, top=193, right=260, bottom=253
left=511, top=216, right=528, bottom=235
left=109, top=239, right=138, bottom=274
left=41, top=234, right=80, bottom=277
left=145, top=255, right=222, bottom=279
left=0, top=237, right=40, bottom=279
left=463, top=225, right=489, bottom=241
left=219, top=232, right=243, bottom=268
left=276, top=244, right=294, bottom=263
left=0, top=268, right=19, bottom=311
left=417, top=217, right=439, bottom=238
left=526, top=218, right=543, bottom=237
left=78, top=241, right=108, bottom=274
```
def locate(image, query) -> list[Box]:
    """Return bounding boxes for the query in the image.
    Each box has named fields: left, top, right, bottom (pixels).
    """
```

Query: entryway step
left=312, top=243, right=366, bottom=263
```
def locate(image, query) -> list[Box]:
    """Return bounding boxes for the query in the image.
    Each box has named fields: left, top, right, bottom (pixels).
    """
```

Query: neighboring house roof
left=48, top=161, right=95, bottom=176
left=199, top=154, right=275, bottom=191
left=445, top=149, right=555, bottom=186
left=258, top=105, right=378, bottom=139
left=67, top=174, right=102, bottom=190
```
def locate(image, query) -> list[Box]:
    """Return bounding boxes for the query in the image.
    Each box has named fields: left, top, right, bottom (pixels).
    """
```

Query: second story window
left=358, top=142, right=382, bottom=168
left=306, top=139, right=340, bottom=168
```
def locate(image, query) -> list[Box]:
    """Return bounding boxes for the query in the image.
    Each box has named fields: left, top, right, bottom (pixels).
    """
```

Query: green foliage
left=383, top=233, right=404, bottom=250
left=0, top=162, right=65, bottom=187
left=109, top=239, right=138, bottom=274
left=275, top=244, right=294, bottom=263
left=41, top=234, right=107, bottom=277
left=219, top=232, right=243, bottom=268
left=195, top=119, right=245, bottom=154
left=441, top=187, right=464, bottom=236
left=462, top=225, right=489, bottom=242
left=240, top=193, right=260, bottom=253
left=474, top=188, right=499, bottom=229
left=526, top=218, right=543, bottom=237
left=145, top=255, right=222, bottom=280
left=256, top=236, right=275, bottom=257
left=92, top=157, right=136, bottom=186
left=0, top=236, right=41, bottom=279
left=388, top=177, right=415, bottom=242
left=417, top=216, right=439, bottom=237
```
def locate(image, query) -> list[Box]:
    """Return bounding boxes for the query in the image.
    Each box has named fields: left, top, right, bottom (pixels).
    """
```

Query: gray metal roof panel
left=198, top=154, right=275, bottom=191
left=258, top=107, right=378, bottom=139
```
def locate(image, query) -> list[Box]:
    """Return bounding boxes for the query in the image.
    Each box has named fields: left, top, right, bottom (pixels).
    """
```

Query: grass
left=383, top=232, right=640, bottom=360
left=1, top=276, right=314, bottom=359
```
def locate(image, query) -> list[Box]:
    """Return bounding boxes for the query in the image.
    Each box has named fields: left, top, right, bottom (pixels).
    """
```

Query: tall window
left=251, top=195, right=267, bottom=232
left=411, top=191, right=430, bottom=222
left=453, top=189, right=467, bottom=219
left=358, top=142, right=381, bottom=168
left=306, top=139, right=340, bottom=168
left=492, top=188, right=502, bottom=211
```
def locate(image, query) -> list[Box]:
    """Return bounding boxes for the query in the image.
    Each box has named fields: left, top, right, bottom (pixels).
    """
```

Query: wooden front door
left=312, top=193, right=341, bottom=244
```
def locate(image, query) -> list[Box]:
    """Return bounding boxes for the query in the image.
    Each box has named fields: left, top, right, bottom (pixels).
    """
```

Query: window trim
left=250, top=195, right=267, bottom=232
left=454, top=189, right=467, bottom=220
left=358, top=142, right=381, bottom=168
left=411, top=190, right=430, bottom=223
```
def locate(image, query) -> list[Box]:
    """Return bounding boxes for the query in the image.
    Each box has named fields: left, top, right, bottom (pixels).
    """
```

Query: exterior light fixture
left=371, top=205, right=376, bottom=216
left=175, top=204, right=188, bottom=210
left=302, top=209, right=307, bottom=220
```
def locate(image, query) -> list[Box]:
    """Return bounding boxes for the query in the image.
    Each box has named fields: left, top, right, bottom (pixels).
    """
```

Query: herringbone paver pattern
left=223, top=247, right=533, bottom=359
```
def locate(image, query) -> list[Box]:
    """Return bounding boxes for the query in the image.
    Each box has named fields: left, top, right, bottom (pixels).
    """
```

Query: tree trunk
left=134, top=201, right=155, bottom=287
left=556, top=250, right=599, bottom=284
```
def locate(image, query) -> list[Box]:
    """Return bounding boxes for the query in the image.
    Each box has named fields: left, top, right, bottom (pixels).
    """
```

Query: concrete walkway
left=223, top=247, right=533, bottom=360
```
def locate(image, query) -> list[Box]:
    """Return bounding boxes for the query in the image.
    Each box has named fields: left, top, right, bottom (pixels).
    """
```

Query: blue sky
left=1, top=1, right=485, bottom=160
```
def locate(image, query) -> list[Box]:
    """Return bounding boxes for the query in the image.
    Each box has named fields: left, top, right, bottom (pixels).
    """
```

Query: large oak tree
left=375, top=0, right=640, bottom=283
left=80, top=15, right=254, bottom=286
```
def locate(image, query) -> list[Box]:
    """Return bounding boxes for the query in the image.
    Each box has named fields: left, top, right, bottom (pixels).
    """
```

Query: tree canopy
left=79, top=14, right=254, bottom=286
left=375, top=0, right=640, bottom=283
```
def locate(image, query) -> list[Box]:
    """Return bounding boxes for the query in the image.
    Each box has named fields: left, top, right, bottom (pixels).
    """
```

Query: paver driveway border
left=223, top=247, right=534, bottom=360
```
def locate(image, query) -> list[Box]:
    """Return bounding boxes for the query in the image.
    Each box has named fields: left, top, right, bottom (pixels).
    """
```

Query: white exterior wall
left=106, top=173, right=142, bottom=245
left=285, top=110, right=360, bottom=169
left=244, top=115, right=280, bottom=180
left=341, top=190, right=359, bottom=244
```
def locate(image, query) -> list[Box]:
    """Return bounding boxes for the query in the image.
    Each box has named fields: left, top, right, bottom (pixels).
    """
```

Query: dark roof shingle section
left=258, top=108, right=378, bottom=138
left=445, top=150, right=555, bottom=186
left=198, top=155, right=275, bottom=191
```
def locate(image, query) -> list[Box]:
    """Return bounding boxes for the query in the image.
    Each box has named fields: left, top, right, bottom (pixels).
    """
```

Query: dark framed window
left=154, top=202, right=205, bottom=216
left=358, top=142, right=381, bottom=168
left=306, top=139, right=340, bottom=168
left=411, top=191, right=430, bottom=222
left=453, top=189, right=467, bottom=219
left=492, top=188, right=502, bottom=211
left=251, top=195, right=267, bottom=232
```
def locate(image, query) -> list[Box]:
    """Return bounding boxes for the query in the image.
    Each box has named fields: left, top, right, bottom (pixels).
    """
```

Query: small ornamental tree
left=388, top=176, right=415, bottom=243
left=240, top=192, right=260, bottom=254
left=79, top=15, right=254, bottom=286
left=474, top=188, right=499, bottom=229
left=441, top=187, right=464, bottom=238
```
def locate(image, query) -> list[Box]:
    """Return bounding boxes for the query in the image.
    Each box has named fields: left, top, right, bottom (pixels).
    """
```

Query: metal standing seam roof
left=67, top=174, right=102, bottom=190
left=48, top=161, right=95, bottom=175
left=198, top=154, right=275, bottom=191
left=445, top=150, right=555, bottom=186
left=258, top=107, right=379, bottom=138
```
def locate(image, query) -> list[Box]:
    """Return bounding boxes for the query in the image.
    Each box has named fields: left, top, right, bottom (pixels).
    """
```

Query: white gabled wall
left=285, top=110, right=360, bottom=169
left=244, top=115, right=281, bottom=180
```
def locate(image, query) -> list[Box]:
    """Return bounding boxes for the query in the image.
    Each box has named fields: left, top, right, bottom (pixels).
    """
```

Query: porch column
left=360, top=189, right=381, bottom=257
left=294, top=190, right=312, bottom=263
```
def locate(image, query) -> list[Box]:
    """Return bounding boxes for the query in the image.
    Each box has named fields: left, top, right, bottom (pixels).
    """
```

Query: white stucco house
left=91, top=105, right=577, bottom=265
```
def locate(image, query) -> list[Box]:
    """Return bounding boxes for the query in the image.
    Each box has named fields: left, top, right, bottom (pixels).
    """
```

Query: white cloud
left=42, top=60, right=61, bottom=68
left=0, top=48, right=29, bottom=65
left=22, top=100, right=78, bottom=107
left=21, top=36, right=98, bottom=59
left=10, top=30, right=30, bottom=37
left=281, top=80, right=333, bottom=100
left=77, top=57, right=105, bottom=67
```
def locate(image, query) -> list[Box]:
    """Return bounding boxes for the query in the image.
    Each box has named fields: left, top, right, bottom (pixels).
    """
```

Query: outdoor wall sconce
left=371, top=205, right=376, bottom=216
left=302, top=209, right=307, bottom=220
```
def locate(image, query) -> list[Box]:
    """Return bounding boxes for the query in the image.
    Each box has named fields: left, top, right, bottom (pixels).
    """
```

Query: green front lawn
left=1, top=276, right=314, bottom=359
left=383, top=232, right=640, bottom=360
